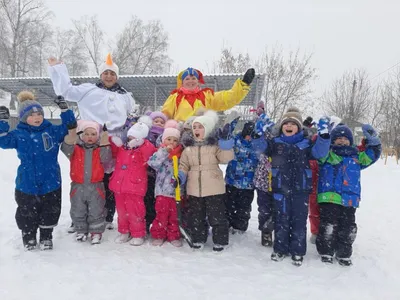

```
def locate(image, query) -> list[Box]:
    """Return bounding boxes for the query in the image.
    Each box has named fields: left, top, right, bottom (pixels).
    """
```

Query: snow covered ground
left=0, top=150, right=399, bottom=300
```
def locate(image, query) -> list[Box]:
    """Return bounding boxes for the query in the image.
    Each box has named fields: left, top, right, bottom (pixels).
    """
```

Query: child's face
left=153, top=117, right=165, bottom=128
left=182, top=75, right=199, bottom=90
left=282, top=121, right=299, bottom=136
left=334, top=136, right=350, bottom=146
left=164, top=136, right=179, bottom=148
left=192, top=122, right=205, bottom=141
left=82, top=128, right=98, bottom=145
left=26, top=112, right=44, bottom=127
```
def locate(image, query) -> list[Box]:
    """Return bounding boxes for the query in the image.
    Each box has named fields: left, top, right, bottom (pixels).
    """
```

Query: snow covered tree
left=217, top=47, right=251, bottom=73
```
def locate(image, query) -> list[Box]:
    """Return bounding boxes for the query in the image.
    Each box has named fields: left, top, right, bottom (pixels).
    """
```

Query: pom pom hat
left=98, top=53, right=119, bottom=78
left=162, top=120, right=181, bottom=143
left=17, top=91, right=44, bottom=123
left=280, top=107, right=303, bottom=130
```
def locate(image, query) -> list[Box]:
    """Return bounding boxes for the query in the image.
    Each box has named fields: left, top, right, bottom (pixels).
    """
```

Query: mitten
left=54, top=95, right=68, bottom=111
left=217, top=123, right=231, bottom=140
left=255, top=113, right=274, bottom=136
left=242, top=68, right=255, bottom=85
left=100, top=125, right=109, bottom=146
left=64, top=128, right=78, bottom=145
left=362, top=124, right=380, bottom=146
left=303, top=116, right=314, bottom=128
left=0, top=121, right=10, bottom=134
left=317, top=116, right=331, bottom=137
left=111, top=136, right=123, bottom=147
left=0, top=106, right=10, bottom=120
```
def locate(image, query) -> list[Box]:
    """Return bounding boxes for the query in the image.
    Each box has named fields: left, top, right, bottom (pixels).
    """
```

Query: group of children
left=0, top=92, right=381, bottom=267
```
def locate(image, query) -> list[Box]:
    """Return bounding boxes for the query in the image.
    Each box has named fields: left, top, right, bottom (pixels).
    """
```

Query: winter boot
left=271, top=252, right=286, bottom=262
left=105, top=222, right=114, bottom=230
left=76, top=233, right=88, bottom=242
left=114, top=233, right=131, bottom=244
left=213, top=244, right=225, bottom=252
left=192, top=243, right=204, bottom=250
left=67, top=222, right=76, bottom=234
left=170, top=239, right=183, bottom=248
left=261, top=232, right=273, bottom=247
left=23, top=239, right=37, bottom=251
left=130, top=237, right=145, bottom=246
left=336, top=257, right=353, bottom=267
left=309, top=234, right=317, bottom=245
left=291, top=255, right=303, bottom=266
left=22, top=231, right=37, bottom=251
left=321, top=255, right=333, bottom=264
left=90, top=233, right=102, bottom=245
left=151, top=239, right=165, bottom=246
left=39, top=240, right=53, bottom=251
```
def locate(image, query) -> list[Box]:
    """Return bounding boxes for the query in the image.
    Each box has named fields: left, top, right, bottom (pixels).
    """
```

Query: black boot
left=291, top=255, right=304, bottom=267
left=22, top=230, right=37, bottom=251
left=39, top=228, right=53, bottom=250
left=336, top=257, right=352, bottom=266
left=261, top=231, right=273, bottom=247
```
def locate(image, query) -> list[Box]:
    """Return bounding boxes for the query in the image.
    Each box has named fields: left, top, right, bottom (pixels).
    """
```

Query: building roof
left=0, top=73, right=266, bottom=109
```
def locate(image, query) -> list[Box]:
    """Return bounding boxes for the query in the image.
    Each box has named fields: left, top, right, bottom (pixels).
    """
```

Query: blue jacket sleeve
left=251, top=135, right=268, bottom=156
left=311, top=135, right=331, bottom=159
left=52, top=110, right=76, bottom=143
left=360, top=144, right=382, bottom=170
left=0, top=130, right=17, bottom=149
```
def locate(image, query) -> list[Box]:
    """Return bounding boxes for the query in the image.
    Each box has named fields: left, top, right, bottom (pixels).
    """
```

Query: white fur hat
left=98, top=53, right=119, bottom=78
left=127, top=122, right=149, bottom=140
left=192, top=110, right=219, bottom=138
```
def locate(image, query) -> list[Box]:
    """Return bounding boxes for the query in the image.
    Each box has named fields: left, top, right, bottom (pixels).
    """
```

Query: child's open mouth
left=286, top=129, right=293, bottom=133
left=195, top=133, right=200, bottom=138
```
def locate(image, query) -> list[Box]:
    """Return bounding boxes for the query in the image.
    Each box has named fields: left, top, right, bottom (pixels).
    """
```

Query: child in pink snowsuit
left=148, top=120, right=183, bottom=247
left=109, top=121, right=156, bottom=246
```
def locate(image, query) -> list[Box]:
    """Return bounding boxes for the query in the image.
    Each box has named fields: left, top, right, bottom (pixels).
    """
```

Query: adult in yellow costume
left=162, top=67, right=255, bottom=122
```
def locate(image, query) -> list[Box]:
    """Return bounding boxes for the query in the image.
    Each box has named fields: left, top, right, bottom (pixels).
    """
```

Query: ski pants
left=150, top=196, right=180, bottom=241
left=187, top=194, right=229, bottom=246
left=316, top=203, right=357, bottom=259
left=115, top=193, right=146, bottom=238
left=15, top=188, right=61, bottom=242
left=256, top=189, right=274, bottom=233
left=144, top=173, right=156, bottom=231
left=308, top=192, right=320, bottom=235
left=225, top=185, right=254, bottom=232
left=70, top=182, right=106, bottom=234
left=273, top=192, right=309, bottom=256
left=103, top=172, right=116, bottom=223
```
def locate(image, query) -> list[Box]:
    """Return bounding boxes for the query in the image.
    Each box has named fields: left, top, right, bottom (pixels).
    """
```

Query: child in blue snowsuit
left=316, top=124, right=381, bottom=266
left=0, top=92, right=76, bottom=251
left=225, top=121, right=259, bottom=233
left=254, top=107, right=331, bottom=266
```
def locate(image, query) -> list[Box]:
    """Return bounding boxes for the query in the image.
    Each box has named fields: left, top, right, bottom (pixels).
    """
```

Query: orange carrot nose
left=105, top=53, right=113, bottom=66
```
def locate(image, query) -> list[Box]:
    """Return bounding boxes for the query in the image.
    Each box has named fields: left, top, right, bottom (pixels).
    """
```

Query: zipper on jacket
left=198, top=146, right=202, bottom=197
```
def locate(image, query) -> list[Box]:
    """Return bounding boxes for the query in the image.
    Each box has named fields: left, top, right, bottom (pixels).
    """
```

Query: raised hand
left=217, top=123, right=231, bottom=140
left=317, top=116, right=331, bottom=136
left=362, top=124, right=380, bottom=146
left=0, top=106, right=10, bottom=120
left=54, top=95, right=68, bottom=110
left=242, top=68, right=255, bottom=85
left=48, top=57, right=61, bottom=66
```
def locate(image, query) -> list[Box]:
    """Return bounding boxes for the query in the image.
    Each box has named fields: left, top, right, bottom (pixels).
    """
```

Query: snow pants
left=187, top=194, right=229, bottom=246
left=225, top=185, right=254, bottom=232
left=308, top=192, right=320, bottom=235
left=70, top=182, right=106, bottom=234
left=256, top=189, right=274, bottom=233
left=150, top=196, right=180, bottom=241
left=144, top=173, right=156, bottom=231
left=103, top=172, right=116, bottom=223
left=273, top=192, right=309, bottom=256
left=115, top=193, right=146, bottom=238
left=316, top=203, right=357, bottom=259
left=15, top=188, right=61, bottom=242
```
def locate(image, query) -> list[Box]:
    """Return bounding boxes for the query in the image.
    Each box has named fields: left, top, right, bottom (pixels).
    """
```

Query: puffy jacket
left=225, top=135, right=259, bottom=189
left=0, top=110, right=75, bottom=195
left=317, top=144, right=380, bottom=208
left=109, top=139, right=156, bottom=196
left=162, top=79, right=250, bottom=122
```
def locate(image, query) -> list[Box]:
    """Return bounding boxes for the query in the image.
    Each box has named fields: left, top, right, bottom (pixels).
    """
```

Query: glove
left=172, top=176, right=181, bottom=189
left=54, top=95, right=68, bottom=111
left=317, top=116, right=331, bottom=136
left=100, top=124, right=109, bottom=146
left=67, top=121, right=77, bottom=130
left=303, top=116, right=314, bottom=128
left=362, top=124, right=380, bottom=146
left=0, top=106, right=10, bottom=120
left=217, top=123, right=230, bottom=140
left=255, top=113, right=275, bottom=136
left=242, top=68, right=255, bottom=85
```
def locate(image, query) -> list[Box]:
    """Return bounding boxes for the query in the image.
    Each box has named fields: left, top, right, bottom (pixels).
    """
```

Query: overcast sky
left=44, top=0, right=400, bottom=96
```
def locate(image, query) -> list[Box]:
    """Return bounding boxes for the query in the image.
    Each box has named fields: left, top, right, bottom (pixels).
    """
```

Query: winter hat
left=98, top=53, right=119, bottom=78
left=256, top=101, right=265, bottom=116
left=183, top=116, right=196, bottom=131
left=162, top=120, right=181, bottom=143
left=280, top=107, right=303, bottom=130
left=241, top=121, right=255, bottom=138
left=127, top=122, right=150, bottom=140
left=150, top=111, right=168, bottom=123
left=137, top=115, right=153, bottom=130
left=331, top=125, right=354, bottom=145
left=77, top=120, right=100, bottom=137
left=17, top=91, right=44, bottom=123
left=176, top=67, right=205, bottom=88
left=192, top=110, right=219, bottom=139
